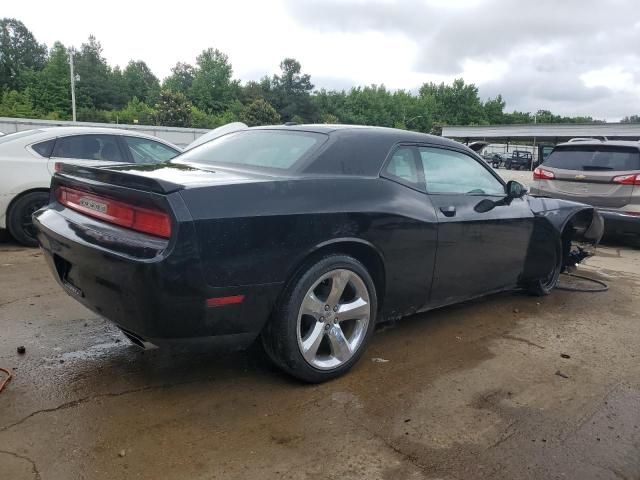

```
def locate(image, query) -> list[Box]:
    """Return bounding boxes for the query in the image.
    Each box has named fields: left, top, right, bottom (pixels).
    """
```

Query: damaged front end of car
left=520, top=197, right=604, bottom=284
left=560, top=207, right=604, bottom=271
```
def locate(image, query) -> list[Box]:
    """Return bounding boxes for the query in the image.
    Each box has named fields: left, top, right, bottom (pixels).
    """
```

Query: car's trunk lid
left=56, top=161, right=272, bottom=194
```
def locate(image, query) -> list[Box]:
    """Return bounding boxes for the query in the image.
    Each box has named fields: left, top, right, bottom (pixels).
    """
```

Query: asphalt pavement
left=1, top=215, right=639, bottom=479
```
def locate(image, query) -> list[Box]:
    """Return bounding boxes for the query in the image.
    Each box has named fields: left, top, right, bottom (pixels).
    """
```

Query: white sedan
left=0, top=127, right=181, bottom=246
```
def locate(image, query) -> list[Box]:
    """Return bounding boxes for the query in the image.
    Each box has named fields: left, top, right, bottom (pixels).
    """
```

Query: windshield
left=0, top=129, right=43, bottom=144
left=544, top=146, right=640, bottom=171
left=176, top=130, right=327, bottom=171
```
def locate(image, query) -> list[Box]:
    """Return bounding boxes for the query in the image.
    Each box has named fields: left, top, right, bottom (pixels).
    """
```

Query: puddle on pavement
left=44, top=341, right=126, bottom=365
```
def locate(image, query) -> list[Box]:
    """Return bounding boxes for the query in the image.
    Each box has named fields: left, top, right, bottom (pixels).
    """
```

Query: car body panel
left=427, top=193, right=534, bottom=306
left=34, top=125, right=603, bottom=349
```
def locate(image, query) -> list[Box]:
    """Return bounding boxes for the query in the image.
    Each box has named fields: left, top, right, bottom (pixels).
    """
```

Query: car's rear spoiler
left=54, top=163, right=183, bottom=195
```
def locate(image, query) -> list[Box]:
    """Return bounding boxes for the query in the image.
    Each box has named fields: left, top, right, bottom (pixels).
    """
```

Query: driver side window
left=419, top=147, right=505, bottom=195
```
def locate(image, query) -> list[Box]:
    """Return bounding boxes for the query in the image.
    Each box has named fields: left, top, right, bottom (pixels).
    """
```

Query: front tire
left=262, top=254, right=377, bottom=383
left=7, top=191, right=49, bottom=247
left=528, top=240, right=562, bottom=296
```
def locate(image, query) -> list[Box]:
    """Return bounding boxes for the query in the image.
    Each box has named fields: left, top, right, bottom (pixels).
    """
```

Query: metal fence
left=0, top=117, right=210, bottom=148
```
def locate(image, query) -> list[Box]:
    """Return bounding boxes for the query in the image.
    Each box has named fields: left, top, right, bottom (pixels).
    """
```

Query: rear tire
left=262, top=254, right=377, bottom=383
left=7, top=191, right=49, bottom=247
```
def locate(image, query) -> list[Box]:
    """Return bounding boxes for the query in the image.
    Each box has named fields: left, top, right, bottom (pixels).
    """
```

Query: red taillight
left=206, top=295, right=245, bottom=307
left=533, top=167, right=555, bottom=180
left=55, top=186, right=171, bottom=238
left=612, top=173, right=640, bottom=186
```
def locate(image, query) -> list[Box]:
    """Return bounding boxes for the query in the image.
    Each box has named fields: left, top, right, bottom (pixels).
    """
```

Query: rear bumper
left=33, top=206, right=281, bottom=347
left=599, top=209, right=640, bottom=236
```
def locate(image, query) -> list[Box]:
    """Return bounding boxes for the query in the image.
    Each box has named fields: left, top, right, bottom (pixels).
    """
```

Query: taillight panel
left=533, top=167, right=555, bottom=180
left=612, top=174, right=640, bottom=186
left=55, top=186, right=171, bottom=238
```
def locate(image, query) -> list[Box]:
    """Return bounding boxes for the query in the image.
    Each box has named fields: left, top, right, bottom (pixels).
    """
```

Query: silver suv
left=530, top=140, right=640, bottom=238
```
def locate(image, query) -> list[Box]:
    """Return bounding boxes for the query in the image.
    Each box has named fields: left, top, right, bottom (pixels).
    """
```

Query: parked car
left=492, top=150, right=534, bottom=170
left=34, top=125, right=603, bottom=382
left=530, top=140, right=640, bottom=240
left=482, top=152, right=498, bottom=165
left=0, top=127, right=181, bottom=246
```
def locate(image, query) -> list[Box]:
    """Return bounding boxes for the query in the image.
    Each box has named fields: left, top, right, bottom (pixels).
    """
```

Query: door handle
left=439, top=206, right=456, bottom=217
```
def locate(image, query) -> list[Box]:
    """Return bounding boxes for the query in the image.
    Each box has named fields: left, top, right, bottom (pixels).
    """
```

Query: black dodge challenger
left=34, top=125, right=603, bottom=382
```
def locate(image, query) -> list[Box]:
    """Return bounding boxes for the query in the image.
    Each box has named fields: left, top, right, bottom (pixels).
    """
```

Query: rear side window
left=123, top=136, right=179, bottom=164
left=545, top=146, right=640, bottom=171
left=32, top=139, right=55, bottom=157
left=178, top=130, right=325, bottom=170
left=384, top=147, right=421, bottom=187
left=52, top=134, right=124, bottom=162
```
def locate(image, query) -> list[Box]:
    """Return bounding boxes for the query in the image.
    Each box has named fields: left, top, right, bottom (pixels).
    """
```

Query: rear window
left=176, top=130, right=326, bottom=171
left=544, top=146, right=640, bottom=171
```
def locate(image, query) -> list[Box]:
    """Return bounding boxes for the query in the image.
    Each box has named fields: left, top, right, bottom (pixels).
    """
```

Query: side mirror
left=506, top=180, right=527, bottom=199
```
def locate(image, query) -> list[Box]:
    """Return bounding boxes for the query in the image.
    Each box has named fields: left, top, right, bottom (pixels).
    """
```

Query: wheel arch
left=521, top=203, right=603, bottom=285
left=283, top=238, right=387, bottom=311
left=6, top=187, right=51, bottom=221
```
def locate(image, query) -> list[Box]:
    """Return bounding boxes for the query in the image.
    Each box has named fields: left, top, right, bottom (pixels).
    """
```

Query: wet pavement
left=1, top=239, right=640, bottom=480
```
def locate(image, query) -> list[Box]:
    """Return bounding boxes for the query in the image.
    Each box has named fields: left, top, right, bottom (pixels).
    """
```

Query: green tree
left=621, top=114, right=640, bottom=123
left=483, top=95, right=505, bottom=124
left=240, top=80, right=269, bottom=104
left=73, top=35, right=117, bottom=110
left=0, top=18, right=47, bottom=91
left=503, top=110, right=533, bottom=124
left=270, top=58, right=315, bottom=122
left=155, top=90, right=192, bottom=127
left=240, top=98, right=280, bottom=126
left=123, top=60, right=160, bottom=105
left=29, top=41, right=71, bottom=118
left=116, top=97, right=155, bottom=125
left=109, top=66, right=128, bottom=109
left=419, top=78, right=485, bottom=126
left=189, top=48, right=238, bottom=113
left=162, top=62, right=195, bottom=94
left=0, top=89, right=38, bottom=117
left=75, top=107, right=112, bottom=123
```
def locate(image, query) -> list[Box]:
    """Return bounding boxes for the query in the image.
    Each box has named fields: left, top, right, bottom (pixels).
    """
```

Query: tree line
left=2, top=18, right=632, bottom=133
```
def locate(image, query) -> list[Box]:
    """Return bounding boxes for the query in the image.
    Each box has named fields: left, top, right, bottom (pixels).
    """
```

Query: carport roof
left=442, top=123, right=640, bottom=143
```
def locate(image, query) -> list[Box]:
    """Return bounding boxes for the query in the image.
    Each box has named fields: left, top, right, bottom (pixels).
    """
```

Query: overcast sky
left=5, top=0, right=640, bottom=120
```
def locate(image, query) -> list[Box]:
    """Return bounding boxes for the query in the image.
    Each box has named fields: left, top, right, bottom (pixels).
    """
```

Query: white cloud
left=3, top=0, right=640, bottom=120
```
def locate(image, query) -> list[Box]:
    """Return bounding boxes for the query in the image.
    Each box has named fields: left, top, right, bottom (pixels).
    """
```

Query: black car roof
left=255, top=123, right=460, bottom=146
left=253, top=124, right=471, bottom=176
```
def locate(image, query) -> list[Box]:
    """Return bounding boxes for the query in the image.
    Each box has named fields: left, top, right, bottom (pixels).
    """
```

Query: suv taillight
left=55, top=186, right=171, bottom=238
left=533, top=167, right=555, bottom=180
left=612, top=174, right=640, bottom=186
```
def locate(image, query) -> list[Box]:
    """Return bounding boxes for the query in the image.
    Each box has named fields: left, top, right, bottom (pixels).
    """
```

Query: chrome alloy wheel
left=296, top=268, right=371, bottom=370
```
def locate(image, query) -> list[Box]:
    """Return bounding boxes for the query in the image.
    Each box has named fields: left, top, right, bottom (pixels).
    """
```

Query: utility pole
left=69, top=48, right=77, bottom=122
